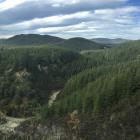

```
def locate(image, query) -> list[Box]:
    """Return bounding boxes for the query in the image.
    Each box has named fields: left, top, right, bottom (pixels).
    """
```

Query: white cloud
left=94, top=6, right=140, bottom=16
left=0, top=0, right=139, bottom=39
left=0, top=0, right=30, bottom=11
left=36, top=22, right=98, bottom=34
left=32, top=6, right=140, bottom=39
left=0, top=11, right=91, bottom=31
left=2, top=6, right=138, bottom=31
left=92, top=6, right=140, bottom=25
left=0, top=0, right=128, bottom=11
left=48, top=0, right=128, bottom=6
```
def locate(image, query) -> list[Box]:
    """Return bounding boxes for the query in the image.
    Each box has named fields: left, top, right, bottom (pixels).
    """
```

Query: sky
left=0, top=0, right=139, bottom=39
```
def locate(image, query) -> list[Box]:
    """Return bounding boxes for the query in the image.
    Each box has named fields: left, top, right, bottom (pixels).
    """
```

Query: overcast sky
left=0, top=0, right=139, bottom=39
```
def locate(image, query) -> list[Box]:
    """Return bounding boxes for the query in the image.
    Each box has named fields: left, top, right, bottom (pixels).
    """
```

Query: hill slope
left=58, top=37, right=106, bottom=51
left=1, top=36, right=140, bottom=140
left=0, top=34, right=65, bottom=46
left=0, top=47, right=81, bottom=117
left=41, top=40, right=140, bottom=140
left=92, top=38, right=129, bottom=44
left=0, top=35, right=107, bottom=51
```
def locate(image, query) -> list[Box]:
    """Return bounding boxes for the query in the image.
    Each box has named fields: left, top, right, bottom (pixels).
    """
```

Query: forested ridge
left=0, top=34, right=107, bottom=51
left=0, top=47, right=81, bottom=117
left=41, top=41, right=140, bottom=140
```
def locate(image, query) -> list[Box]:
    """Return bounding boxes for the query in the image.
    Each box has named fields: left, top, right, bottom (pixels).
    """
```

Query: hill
left=92, top=38, right=129, bottom=45
left=0, top=35, right=107, bottom=51
left=58, top=37, right=106, bottom=51
left=0, top=34, right=65, bottom=46
left=41, top=40, right=140, bottom=140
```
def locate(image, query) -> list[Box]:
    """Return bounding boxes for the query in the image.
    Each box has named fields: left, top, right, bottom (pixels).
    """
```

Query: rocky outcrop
left=48, top=91, right=60, bottom=107
left=0, top=117, right=80, bottom=140
left=13, top=118, right=80, bottom=140
left=0, top=111, right=82, bottom=140
left=0, top=112, right=7, bottom=125
left=0, top=117, right=29, bottom=134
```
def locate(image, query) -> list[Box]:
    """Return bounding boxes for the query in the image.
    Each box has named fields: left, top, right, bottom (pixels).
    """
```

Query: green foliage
left=59, top=37, right=105, bottom=51
left=0, top=34, right=107, bottom=51
left=39, top=41, right=140, bottom=140
left=43, top=41, right=140, bottom=117
left=1, top=37, right=140, bottom=139
left=0, top=47, right=81, bottom=117
left=0, top=34, right=64, bottom=46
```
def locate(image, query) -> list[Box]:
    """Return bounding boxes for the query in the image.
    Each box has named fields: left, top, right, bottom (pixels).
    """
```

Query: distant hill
left=0, top=39, right=6, bottom=45
left=0, top=35, right=107, bottom=51
left=91, top=38, right=129, bottom=45
left=58, top=37, right=106, bottom=51
left=0, top=34, right=65, bottom=46
left=117, top=39, right=140, bottom=48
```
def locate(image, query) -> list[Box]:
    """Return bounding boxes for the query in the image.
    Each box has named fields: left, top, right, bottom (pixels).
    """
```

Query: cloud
left=94, top=6, right=140, bottom=15
left=0, top=0, right=31, bottom=11
left=49, top=0, right=128, bottom=6
left=0, top=0, right=128, bottom=25
left=0, top=11, right=92, bottom=33
left=0, top=0, right=128, bottom=11
left=35, top=21, right=100, bottom=34
left=0, top=0, right=139, bottom=39
left=2, top=6, right=138, bottom=29
left=34, top=6, right=140, bottom=39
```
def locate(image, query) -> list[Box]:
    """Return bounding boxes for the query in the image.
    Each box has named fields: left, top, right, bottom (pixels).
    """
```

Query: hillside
left=58, top=37, right=106, bottom=51
left=0, top=38, right=140, bottom=140
left=0, top=46, right=81, bottom=117
left=0, top=35, right=108, bottom=51
left=0, top=34, right=65, bottom=46
left=92, top=38, right=129, bottom=45
left=41, top=40, right=140, bottom=140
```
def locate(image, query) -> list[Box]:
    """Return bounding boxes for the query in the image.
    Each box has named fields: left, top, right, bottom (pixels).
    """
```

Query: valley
left=0, top=0, right=139, bottom=139
left=0, top=34, right=140, bottom=140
